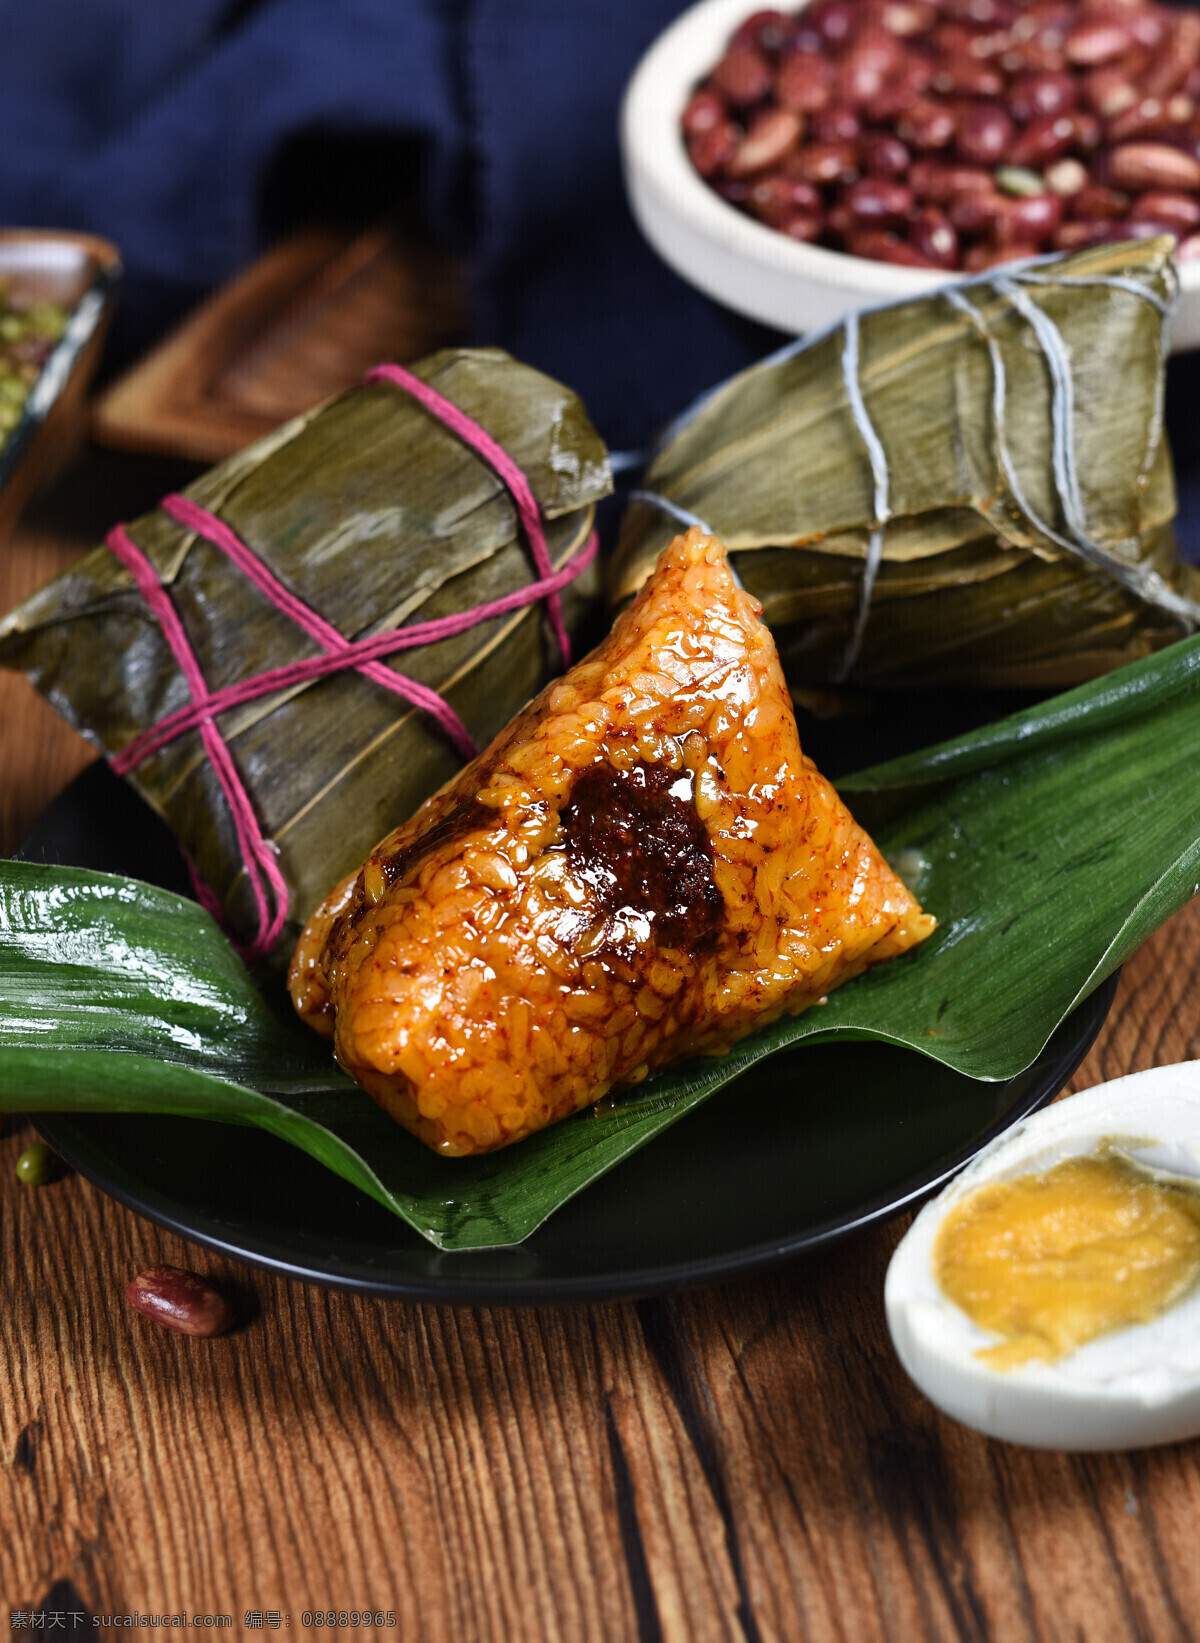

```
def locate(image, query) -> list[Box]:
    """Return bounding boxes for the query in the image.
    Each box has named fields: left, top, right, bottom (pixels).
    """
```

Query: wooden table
left=3, top=454, right=1200, bottom=1643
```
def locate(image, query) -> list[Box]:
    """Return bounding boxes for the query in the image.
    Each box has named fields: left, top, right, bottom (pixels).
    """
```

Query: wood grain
left=91, top=228, right=465, bottom=464
left=0, top=496, right=99, bottom=853
left=3, top=452, right=1200, bottom=1641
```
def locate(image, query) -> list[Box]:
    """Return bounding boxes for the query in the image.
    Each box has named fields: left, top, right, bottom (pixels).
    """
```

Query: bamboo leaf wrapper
left=0, top=348, right=612, bottom=961
left=611, top=240, right=1199, bottom=691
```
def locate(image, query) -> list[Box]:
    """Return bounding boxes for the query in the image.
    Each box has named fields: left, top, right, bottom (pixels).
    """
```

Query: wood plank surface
left=3, top=452, right=1200, bottom=1642
left=91, top=228, right=466, bottom=464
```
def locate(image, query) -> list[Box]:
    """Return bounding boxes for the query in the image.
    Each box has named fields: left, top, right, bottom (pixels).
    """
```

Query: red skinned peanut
left=127, top=1266, right=234, bottom=1337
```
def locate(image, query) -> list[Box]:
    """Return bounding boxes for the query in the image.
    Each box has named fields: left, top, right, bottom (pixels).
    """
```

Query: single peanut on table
left=127, top=1266, right=235, bottom=1337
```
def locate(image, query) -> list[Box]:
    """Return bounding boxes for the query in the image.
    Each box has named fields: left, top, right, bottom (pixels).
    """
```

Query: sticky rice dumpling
left=610, top=241, right=1197, bottom=693
left=0, top=348, right=611, bottom=965
left=290, top=528, right=935, bottom=1155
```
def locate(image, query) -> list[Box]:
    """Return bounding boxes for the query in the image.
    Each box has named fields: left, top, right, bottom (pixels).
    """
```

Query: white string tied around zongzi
left=837, top=309, right=892, bottom=682
left=1016, top=269, right=1175, bottom=317
left=627, top=490, right=745, bottom=587
left=628, top=490, right=715, bottom=535
left=1014, top=268, right=1176, bottom=492
left=631, top=250, right=1190, bottom=674
left=947, top=277, right=1200, bottom=631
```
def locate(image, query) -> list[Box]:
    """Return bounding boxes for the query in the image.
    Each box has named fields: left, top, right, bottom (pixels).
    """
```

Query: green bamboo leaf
left=4, top=630, right=1200, bottom=1249
left=610, top=240, right=1200, bottom=692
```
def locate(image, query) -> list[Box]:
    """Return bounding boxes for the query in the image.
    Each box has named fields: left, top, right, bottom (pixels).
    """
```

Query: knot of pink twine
left=104, top=360, right=599, bottom=964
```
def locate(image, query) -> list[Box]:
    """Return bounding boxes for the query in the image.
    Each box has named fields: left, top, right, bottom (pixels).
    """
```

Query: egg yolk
left=934, top=1152, right=1200, bottom=1368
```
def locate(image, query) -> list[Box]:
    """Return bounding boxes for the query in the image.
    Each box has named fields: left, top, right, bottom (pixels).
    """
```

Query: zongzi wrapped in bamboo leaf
left=0, top=348, right=612, bottom=963
left=611, top=240, right=1200, bottom=692
left=290, top=528, right=935, bottom=1156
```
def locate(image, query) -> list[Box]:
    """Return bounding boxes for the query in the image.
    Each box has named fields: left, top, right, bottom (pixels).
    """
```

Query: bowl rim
left=0, top=228, right=122, bottom=502
left=619, top=0, right=1198, bottom=320
left=0, top=225, right=122, bottom=274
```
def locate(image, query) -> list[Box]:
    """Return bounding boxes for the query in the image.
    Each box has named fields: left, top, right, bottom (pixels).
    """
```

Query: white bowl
left=620, top=0, right=1200, bottom=351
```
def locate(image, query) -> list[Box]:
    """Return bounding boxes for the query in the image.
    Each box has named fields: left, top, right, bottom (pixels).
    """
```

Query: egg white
left=885, top=1062, right=1200, bottom=1450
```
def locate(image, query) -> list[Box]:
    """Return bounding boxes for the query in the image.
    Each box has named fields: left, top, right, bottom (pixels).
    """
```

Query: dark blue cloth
left=0, top=2, right=471, bottom=369
left=0, top=0, right=777, bottom=453
left=0, top=0, right=1195, bottom=545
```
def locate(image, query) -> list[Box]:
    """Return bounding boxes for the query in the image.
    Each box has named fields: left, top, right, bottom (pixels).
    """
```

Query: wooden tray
left=91, top=225, right=465, bottom=464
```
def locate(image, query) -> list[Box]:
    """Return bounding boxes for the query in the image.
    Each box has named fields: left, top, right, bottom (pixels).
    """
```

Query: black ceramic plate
left=20, top=752, right=1115, bottom=1304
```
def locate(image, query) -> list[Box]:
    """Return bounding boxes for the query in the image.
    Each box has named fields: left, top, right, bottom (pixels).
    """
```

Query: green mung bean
left=0, top=281, right=68, bottom=456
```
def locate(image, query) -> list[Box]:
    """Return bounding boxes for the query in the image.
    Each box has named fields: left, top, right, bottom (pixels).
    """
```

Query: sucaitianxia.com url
left=9, top=1613, right=400, bottom=1632
left=9, top=1616, right=233, bottom=1630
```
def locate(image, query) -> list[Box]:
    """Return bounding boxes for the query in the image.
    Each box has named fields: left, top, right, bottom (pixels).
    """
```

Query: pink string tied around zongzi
left=367, top=362, right=574, bottom=666
left=105, top=361, right=598, bottom=965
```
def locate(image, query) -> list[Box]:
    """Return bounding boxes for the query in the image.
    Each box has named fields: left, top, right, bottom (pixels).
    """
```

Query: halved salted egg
left=886, top=1062, right=1200, bottom=1450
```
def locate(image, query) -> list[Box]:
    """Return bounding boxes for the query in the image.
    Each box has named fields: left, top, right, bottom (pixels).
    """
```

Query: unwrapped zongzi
left=290, top=528, right=935, bottom=1156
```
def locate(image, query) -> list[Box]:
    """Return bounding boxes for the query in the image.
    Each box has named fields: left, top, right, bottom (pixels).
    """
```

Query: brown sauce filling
left=337, top=796, right=492, bottom=940
left=559, top=759, right=723, bottom=953
left=378, top=796, right=492, bottom=891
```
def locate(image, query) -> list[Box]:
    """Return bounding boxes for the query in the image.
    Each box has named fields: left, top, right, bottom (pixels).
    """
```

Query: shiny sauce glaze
left=378, top=796, right=493, bottom=891
left=557, top=758, right=724, bottom=954
left=336, top=796, right=493, bottom=942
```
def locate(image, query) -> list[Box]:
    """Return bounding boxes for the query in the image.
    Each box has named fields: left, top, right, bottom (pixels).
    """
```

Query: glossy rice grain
left=289, top=530, right=935, bottom=1155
